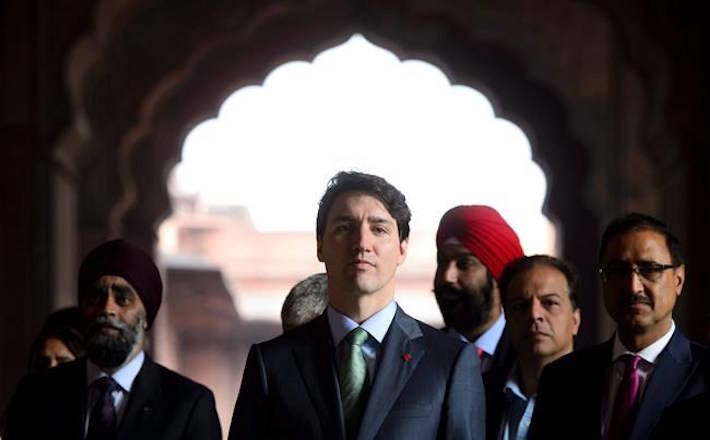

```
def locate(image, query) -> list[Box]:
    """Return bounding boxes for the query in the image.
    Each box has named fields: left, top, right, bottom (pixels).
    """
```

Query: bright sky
left=171, top=34, right=554, bottom=254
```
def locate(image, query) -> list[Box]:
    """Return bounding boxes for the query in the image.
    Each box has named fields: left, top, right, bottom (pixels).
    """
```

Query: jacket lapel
left=63, top=358, right=89, bottom=438
left=357, top=307, right=425, bottom=440
left=291, top=313, right=346, bottom=440
left=631, top=329, right=697, bottom=440
left=117, top=356, right=160, bottom=440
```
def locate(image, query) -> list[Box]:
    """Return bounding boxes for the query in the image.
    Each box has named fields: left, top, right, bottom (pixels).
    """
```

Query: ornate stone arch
left=58, top=0, right=675, bottom=345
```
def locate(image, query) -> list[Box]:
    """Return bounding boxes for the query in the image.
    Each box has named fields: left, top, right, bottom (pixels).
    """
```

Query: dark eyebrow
left=331, top=215, right=356, bottom=223
left=367, top=216, right=395, bottom=225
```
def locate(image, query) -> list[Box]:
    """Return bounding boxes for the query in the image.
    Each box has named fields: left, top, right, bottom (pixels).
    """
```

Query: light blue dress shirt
left=327, top=301, right=397, bottom=384
left=501, top=366, right=536, bottom=440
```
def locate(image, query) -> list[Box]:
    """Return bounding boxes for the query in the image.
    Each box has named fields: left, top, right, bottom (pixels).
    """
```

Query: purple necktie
left=87, top=376, right=120, bottom=440
left=609, top=354, right=641, bottom=440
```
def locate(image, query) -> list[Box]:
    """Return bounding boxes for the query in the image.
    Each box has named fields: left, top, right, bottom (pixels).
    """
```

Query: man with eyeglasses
left=529, top=213, right=708, bottom=440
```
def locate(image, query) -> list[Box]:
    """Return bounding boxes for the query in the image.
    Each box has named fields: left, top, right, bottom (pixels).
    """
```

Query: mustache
left=87, top=315, right=133, bottom=334
left=433, top=283, right=463, bottom=298
left=618, top=294, right=653, bottom=308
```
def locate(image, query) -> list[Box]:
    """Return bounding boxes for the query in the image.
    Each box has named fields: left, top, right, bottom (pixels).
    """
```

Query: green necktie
left=339, top=327, right=371, bottom=440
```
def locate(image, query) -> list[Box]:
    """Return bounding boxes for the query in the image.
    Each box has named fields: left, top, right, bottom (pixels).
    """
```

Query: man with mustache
left=5, top=239, right=221, bottom=440
left=229, top=171, right=485, bottom=439
left=529, top=213, right=708, bottom=440
left=434, top=205, right=524, bottom=374
left=484, top=255, right=581, bottom=440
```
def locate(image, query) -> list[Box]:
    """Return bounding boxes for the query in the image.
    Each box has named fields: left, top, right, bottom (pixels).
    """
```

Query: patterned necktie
left=609, top=354, right=641, bottom=440
left=339, top=327, right=371, bottom=440
left=87, top=376, right=120, bottom=440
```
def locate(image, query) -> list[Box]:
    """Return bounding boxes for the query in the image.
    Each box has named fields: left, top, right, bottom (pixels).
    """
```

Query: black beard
left=434, top=276, right=495, bottom=336
left=85, top=315, right=142, bottom=369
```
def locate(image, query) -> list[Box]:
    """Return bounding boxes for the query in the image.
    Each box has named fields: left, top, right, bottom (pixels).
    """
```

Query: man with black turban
left=5, top=239, right=222, bottom=440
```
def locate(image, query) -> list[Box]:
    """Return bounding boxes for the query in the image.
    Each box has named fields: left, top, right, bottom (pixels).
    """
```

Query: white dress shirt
left=85, top=351, right=145, bottom=437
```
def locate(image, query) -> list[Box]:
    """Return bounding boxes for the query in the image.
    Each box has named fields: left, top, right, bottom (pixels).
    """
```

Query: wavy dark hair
left=316, top=171, right=411, bottom=242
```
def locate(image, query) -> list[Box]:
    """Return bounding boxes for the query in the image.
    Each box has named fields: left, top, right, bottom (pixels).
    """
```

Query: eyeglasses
left=599, top=261, right=680, bottom=283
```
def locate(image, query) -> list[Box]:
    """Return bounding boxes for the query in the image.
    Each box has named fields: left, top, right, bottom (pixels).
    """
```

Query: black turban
left=78, top=239, right=163, bottom=328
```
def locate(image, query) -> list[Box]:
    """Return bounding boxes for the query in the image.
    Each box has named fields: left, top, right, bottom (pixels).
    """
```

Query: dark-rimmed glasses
left=599, top=261, right=680, bottom=283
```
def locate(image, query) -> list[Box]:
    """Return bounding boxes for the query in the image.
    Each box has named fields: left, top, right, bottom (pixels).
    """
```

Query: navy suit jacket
left=228, top=307, right=486, bottom=440
left=5, top=355, right=221, bottom=440
left=529, top=329, right=707, bottom=440
left=653, top=349, right=710, bottom=439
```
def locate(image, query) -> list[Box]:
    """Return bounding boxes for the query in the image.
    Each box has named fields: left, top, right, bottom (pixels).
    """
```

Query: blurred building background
left=2, top=1, right=709, bottom=436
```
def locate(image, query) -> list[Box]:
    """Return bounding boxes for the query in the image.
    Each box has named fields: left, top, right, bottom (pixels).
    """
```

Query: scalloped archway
left=59, top=1, right=677, bottom=351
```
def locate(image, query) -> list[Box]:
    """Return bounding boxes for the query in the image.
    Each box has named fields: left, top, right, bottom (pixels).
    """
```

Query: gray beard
left=85, top=315, right=143, bottom=369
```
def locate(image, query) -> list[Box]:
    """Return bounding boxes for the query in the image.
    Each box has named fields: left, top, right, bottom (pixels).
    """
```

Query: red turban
left=436, top=205, right=524, bottom=280
left=78, top=239, right=163, bottom=328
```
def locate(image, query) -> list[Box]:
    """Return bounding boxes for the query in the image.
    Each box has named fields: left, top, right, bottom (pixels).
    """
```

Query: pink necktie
left=609, top=354, right=641, bottom=440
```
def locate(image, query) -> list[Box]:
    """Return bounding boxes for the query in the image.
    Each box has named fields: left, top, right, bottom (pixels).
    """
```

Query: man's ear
left=317, top=239, right=323, bottom=262
left=572, top=309, right=581, bottom=336
left=674, top=264, right=685, bottom=296
left=397, top=239, right=409, bottom=265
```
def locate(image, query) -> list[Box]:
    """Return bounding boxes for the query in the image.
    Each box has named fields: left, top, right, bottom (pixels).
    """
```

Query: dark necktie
left=339, top=327, right=371, bottom=440
left=609, top=354, right=641, bottom=440
left=87, top=376, right=120, bottom=440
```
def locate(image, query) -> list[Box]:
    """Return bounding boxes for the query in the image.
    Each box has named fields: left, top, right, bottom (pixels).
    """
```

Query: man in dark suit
left=434, top=205, right=524, bottom=375
left=228, top=171, right=485, bottom=440
left=484, top=255, right=581, bottom=440
left=529, top=213, right=707, bottom=440
left=5, top=239, right=221, bottom=440
left=652, top=349, right=710, bottom=438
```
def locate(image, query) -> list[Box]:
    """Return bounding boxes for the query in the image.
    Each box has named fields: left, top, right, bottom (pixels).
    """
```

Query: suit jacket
left=653, top=349, right=710, bottom=439
left=5, top=355, right=221, bottom=440
left=652, top=390, right=710, bottom=439
left=443, top=325, right=515, bottom=377
left=228, top=307, right=486, bottom=440
left=482, top=366, right=512, bottom=440
left=528, top=329, right=707, bottom=440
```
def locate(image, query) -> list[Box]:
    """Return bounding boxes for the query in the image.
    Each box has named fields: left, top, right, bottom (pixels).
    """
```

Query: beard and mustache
left=84, top=314, right=145, bottom=369
left=434, top=272, right=496, bottom=334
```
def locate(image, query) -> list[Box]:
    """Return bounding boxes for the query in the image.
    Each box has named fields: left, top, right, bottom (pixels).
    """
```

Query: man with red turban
left=434, top=205, right=524, bottom=375
left=6, top=239, right=221, bottom=440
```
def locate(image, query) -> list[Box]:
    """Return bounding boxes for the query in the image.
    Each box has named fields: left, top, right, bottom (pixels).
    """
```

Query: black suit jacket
left=529, top=329, right=707, bottom=440
left=5, top=355, right=221, bottom=440
left=229, top=307, right=486, bottom=440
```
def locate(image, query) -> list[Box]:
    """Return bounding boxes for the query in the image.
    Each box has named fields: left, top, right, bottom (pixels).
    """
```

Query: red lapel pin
left=402, top=352, right=412, bottom=362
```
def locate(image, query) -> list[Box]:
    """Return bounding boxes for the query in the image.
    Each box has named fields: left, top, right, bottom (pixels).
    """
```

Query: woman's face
left=36, top=337, right=75, bottom=370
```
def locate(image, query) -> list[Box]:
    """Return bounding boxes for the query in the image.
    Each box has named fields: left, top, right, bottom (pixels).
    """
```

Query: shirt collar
left=612, top=320, right=676, bottom=364
left=86, top=351, right=145, bottom=393
left=503, top=364, right=530, bottom=401
left=327, top=301, right=397, bottom=346
left=474, top=310, right=506, bottom=356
